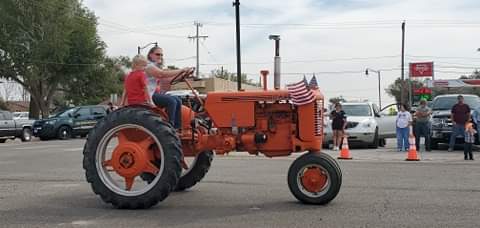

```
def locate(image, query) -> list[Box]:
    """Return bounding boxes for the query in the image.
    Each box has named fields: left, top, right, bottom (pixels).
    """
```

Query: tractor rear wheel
left=175, top=150, right=214, bottom=191
left=288, top=152, right=342, bottom=205
left=83, top=107, right=181, bottom=209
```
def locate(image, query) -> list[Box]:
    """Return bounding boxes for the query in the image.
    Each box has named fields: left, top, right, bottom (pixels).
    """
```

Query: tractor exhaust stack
left=269, top=35, right=281, bottom=90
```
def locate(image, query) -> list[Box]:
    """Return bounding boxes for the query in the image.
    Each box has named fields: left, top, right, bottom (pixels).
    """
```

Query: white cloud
left=84, top=0, right=480, bottom=105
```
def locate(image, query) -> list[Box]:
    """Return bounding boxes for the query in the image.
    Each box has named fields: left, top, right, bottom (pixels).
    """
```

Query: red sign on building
left=410, top=62, right=434, bottom=77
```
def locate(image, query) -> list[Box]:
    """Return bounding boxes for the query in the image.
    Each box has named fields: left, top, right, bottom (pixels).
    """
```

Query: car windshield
left=342, top=104, right=372, bottom=116
left=432, top=96, right=480, bottom=110
left=55, top=107, right=78, bottom=118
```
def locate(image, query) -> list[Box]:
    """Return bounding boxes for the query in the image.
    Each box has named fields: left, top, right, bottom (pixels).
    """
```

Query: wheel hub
left=111, top=143, right=150, bottom=178
left=301, top=167, right=328, bottom=193
left=119, top=152, right=135, bottom=169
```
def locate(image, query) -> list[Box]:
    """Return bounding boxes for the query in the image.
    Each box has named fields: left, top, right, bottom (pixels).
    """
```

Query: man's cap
left=457, top=95, right=464, bottom=99
left=420, top=98, right=427, bottom=103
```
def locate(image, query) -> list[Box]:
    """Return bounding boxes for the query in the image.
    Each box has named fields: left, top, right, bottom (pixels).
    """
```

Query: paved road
left=1, top=139, right=479, bottom=227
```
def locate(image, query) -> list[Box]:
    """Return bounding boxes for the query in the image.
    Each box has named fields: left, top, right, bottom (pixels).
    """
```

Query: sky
left=80, top=0, right=480, bottom=106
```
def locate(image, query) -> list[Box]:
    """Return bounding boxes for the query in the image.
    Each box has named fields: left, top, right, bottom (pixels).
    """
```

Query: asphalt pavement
left=0, top=138, right=479, bottom=227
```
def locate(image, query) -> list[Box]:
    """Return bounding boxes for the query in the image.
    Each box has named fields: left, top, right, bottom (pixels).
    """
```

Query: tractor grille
left=314, top=99, right=323, bottom=136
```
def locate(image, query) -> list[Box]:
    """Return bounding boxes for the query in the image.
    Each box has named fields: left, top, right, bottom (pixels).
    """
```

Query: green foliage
left=0, top=0, right=120, bottom=117
left=385, top=78, right=423, bottom=104
left=210, top=68, right=260, bottom=86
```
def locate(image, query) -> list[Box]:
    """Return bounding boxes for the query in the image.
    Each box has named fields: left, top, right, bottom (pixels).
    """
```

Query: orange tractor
left=83, top=71, right=342, bottom=209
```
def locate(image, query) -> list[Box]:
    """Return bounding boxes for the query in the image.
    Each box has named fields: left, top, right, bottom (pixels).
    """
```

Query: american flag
left=287, top=76, right=316, bottom=106
left=309, top=74, right=318, bottom=89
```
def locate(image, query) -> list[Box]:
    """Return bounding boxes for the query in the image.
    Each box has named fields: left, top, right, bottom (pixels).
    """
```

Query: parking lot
left=1, top=138, right=480, bottom=227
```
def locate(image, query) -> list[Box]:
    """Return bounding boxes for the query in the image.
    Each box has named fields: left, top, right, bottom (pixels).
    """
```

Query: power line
left=201, top=55, right=402, bottom=66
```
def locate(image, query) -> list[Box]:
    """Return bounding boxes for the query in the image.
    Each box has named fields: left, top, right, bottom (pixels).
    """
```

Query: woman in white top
left=396, top=104, right=412, bottom=152
left=145, top=46, right=194, bottom=129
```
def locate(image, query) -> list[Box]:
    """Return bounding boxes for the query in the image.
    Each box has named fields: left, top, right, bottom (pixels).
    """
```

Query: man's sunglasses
left=154, top=53, right=163, bottom=56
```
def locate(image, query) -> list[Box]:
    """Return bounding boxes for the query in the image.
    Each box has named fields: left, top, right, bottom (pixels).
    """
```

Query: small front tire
left=175, top=150, right=214, bottom=191
left=288, top=152, right=342, bottom=205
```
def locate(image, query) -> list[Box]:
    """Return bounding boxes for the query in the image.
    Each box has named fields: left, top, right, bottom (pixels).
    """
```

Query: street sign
left=410, top=62, right=434, bottom=77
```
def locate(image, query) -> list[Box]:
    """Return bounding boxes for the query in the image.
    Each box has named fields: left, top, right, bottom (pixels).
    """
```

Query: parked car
left=13, top=112, right=30, bottom=120
left=324, top=102, right=396, bottom=148
left=430, top=94, right=480, bottom=149
left=0, top=110, right=34, bottom=143
left=32, top=105, right=107, bottom=140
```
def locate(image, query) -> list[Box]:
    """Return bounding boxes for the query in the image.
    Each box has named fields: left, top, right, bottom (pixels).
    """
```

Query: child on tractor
left=120, top=55, right=152, bottom=106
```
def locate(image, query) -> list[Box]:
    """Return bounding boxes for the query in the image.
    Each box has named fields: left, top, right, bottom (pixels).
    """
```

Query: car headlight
left=46, top=119, right=57, bottom=125
left=361, top=120, right=375, bottom=128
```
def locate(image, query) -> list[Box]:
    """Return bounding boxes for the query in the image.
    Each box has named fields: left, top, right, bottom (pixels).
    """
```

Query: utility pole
left=401, top=21, right=406, bottom=105
left=233, top=0, right=242, bottom=91
left=188, top=21, right=208, bottom=78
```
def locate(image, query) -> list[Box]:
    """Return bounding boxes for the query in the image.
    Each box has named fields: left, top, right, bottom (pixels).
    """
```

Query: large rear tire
left=288, top=152, right=342, bottom=205
left=175, top=150, right=214, bottom=191
left=83, top=107, right=182, bottom=209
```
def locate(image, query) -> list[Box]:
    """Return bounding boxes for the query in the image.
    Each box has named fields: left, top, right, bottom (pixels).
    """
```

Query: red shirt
left=451, top=103, right=470, bottom=125
left=124, top=70, right=148, bottom=105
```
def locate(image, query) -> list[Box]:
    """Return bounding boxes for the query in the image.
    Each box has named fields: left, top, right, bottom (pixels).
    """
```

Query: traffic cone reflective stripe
left=406, top=131, right=420, bottom=161
left=338, top=136, right=352, bottom=160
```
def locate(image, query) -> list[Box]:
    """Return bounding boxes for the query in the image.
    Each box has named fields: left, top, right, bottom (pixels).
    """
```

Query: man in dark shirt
left=449, top=95, right=471, bottom=152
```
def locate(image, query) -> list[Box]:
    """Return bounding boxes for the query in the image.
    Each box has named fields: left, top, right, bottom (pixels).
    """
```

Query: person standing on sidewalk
left=449, top=95, right=471, bottom=152
left=414, top=99, right=432, bottom=151
left=330, top=103, right=347, bottom=151
left=396, top=104, right=412, bottom=152
left=464, top=121, right=476, bottom=160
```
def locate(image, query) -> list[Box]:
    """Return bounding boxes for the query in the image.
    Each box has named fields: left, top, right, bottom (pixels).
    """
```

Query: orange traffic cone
left=338, top=136, right=352, bottom=160
left=406, top=131, right=420, bottom=161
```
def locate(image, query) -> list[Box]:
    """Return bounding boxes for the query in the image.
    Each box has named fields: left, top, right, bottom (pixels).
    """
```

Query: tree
left=385, top=78, right=423, bottom=104
left=329, top=96, right=346, bottom=104
left=210, top=68, right=260, bottom=86
left=0, top=97, right=7, bottom=110
left=0, top=0, right=115, bottom=118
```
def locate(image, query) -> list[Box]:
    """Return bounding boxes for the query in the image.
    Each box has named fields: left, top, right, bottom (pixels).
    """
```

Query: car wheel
left=58, top=126, right=72, bottom=140
left=0, top=139, right=6, bottom=143
left=368, top=128, right=379, bottom=149
left=21, top=128, right=32, bottom=142
left=379, top=138, right=386, bottom=147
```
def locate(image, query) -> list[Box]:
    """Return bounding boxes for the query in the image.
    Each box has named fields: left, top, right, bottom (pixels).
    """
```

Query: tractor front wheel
left=175, top=150, right=214, bottom=191
left=83, top=107, right=181, bottom=209
left=288, top=152, right=342, bottom=205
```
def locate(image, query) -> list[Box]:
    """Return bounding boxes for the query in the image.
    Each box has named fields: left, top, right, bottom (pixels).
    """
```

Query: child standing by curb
left=464, top=121, right=476, bottom=160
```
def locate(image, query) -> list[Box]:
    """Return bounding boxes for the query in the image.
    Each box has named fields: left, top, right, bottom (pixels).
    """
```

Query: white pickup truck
left=324, top=102, right=397, bottom=148
left=0, top=110, right=34, bottom=143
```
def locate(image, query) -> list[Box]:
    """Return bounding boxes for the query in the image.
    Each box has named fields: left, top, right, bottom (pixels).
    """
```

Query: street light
left=365, top=68, right=382, bottom=109
left=137, top=42, right=158, bottom=55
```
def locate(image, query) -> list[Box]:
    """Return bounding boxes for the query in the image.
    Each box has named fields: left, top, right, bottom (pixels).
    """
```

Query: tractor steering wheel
left=170, top=68, right=195, bottom=85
